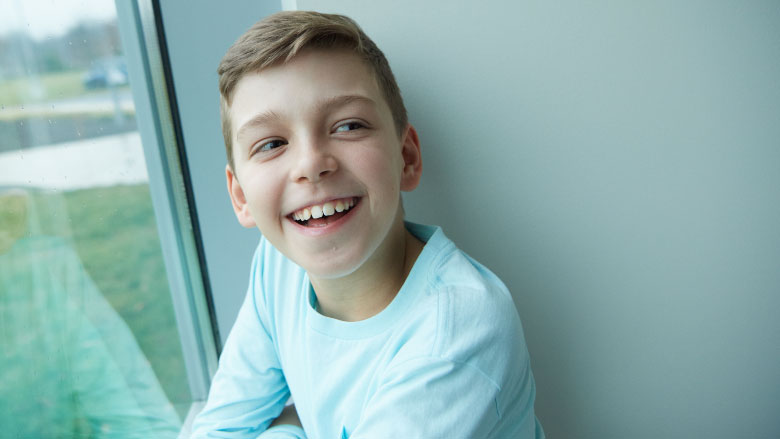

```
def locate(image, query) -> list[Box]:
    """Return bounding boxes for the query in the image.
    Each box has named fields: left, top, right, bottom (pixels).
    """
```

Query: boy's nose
left=291, top=141, right=338, bottom=183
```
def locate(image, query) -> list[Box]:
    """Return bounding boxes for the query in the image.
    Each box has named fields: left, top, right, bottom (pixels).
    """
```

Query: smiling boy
left=192, top=11, right=543, bottom=439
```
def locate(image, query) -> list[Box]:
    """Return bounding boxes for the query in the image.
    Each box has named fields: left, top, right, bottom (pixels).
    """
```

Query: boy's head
left=218, top=11, right=408, bottom=172
left=219, top=11, right=422, bottom=279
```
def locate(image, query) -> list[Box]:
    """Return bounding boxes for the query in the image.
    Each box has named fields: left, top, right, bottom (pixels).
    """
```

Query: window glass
left=0, top=0, right=190, bottom=436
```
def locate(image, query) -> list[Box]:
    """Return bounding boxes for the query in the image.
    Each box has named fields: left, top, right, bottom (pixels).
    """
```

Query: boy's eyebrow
left=236, top=110, right=283, bottom=144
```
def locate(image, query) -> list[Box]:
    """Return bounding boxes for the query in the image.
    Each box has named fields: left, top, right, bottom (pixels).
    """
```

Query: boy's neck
left=309, top=220, right=424, bottom=322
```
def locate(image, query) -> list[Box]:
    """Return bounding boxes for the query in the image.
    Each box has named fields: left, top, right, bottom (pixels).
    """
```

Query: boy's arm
left=191, top=251, right=298, bottom=438
left=349, top=356, right=541, bottom=439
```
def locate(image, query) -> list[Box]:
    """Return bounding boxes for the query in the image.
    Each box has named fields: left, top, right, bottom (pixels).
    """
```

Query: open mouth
left=288, top=197, right=360, bottom=228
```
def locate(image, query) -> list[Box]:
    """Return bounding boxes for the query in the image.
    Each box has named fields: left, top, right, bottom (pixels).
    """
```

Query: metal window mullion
left=115, top=0, right=218, bottom=403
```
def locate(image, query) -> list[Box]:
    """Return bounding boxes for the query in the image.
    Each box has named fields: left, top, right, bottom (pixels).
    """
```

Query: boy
left=192, top=11, right=544, bottom=438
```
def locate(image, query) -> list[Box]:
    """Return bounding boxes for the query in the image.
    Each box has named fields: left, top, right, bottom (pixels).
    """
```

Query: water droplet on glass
left=68, top=41, right=73, bottom=45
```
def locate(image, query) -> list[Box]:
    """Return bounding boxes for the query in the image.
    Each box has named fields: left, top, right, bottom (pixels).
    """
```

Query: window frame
left=114, top=0, right=219, bottom=431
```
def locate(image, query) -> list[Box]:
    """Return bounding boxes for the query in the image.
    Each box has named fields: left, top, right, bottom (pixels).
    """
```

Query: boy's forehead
left=229, top=48, right=385, bottom=134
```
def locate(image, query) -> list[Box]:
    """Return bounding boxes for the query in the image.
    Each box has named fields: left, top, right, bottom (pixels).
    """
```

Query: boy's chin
left=301, top=258, right=363, bottom=281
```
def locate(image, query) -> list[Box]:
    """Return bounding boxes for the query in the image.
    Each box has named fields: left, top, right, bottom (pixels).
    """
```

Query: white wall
left=293, top=1, right=780, bottom=437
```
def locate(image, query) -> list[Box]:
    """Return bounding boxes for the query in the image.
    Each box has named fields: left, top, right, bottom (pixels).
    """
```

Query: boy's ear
left=399, top=124, right=423, bottom=191
left=226, top=165, right=257, bottom=228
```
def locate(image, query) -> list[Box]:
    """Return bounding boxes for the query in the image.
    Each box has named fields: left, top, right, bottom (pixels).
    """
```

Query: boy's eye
left=255, top=139, right=286, bottom=153
left=334, top=121, right=365, bottom=133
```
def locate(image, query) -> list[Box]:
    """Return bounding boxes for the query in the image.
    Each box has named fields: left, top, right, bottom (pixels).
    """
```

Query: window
left=0, top=0, right=215, bottom=436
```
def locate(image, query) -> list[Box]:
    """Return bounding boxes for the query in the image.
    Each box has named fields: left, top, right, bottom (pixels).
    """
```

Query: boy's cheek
left=358, top=147, right=403, bottom=181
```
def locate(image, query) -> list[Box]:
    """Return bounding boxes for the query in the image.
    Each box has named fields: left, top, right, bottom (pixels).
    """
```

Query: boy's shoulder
left=406, top=222, right=518, bottom=319
left=390, top=222, right=527, bottom=373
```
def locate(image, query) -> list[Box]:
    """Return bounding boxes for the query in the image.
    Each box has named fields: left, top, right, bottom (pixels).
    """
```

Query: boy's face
left=226, top=48, right=421, bottom=279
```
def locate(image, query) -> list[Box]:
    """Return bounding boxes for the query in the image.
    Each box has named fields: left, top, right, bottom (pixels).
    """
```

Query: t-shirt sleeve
left=191, top=248, right=291, bottom=438
left=348, top=357, right=502, bottom=438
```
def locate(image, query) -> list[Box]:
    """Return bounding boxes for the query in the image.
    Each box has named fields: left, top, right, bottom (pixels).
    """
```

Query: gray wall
left=158, top=1, right=280, bottom=345
left=161, top=0, right=780, bottom=436
left=296, top=0, right=779, bottom=437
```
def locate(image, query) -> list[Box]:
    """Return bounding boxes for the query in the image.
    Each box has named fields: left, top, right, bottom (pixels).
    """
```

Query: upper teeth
left=293, top=197, right=356, bottom=221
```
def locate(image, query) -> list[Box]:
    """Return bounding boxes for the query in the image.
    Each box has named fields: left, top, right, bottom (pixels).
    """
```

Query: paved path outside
left=0, top=132, right=149, bottom=191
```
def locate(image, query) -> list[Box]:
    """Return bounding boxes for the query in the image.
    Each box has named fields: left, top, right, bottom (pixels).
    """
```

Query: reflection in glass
left=0, top=0, right=191, bottom=436
left=0, top=189, right=180, bottom=437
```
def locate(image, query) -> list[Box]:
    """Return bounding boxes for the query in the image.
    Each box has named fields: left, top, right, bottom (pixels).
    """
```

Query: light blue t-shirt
left=192, top=222, right=544, bottom=438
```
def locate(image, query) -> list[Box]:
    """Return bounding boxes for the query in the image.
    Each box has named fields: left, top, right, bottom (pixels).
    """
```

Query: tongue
left=306, top=210, right=348, bottom=227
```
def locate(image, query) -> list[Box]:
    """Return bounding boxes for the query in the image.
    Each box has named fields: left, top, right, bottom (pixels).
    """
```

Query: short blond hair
left=218, top=11, right=408, bottom=170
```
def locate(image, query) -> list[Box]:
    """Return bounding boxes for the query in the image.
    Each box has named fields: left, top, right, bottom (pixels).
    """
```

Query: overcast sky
left=0, top=0, right=116, bottom=40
